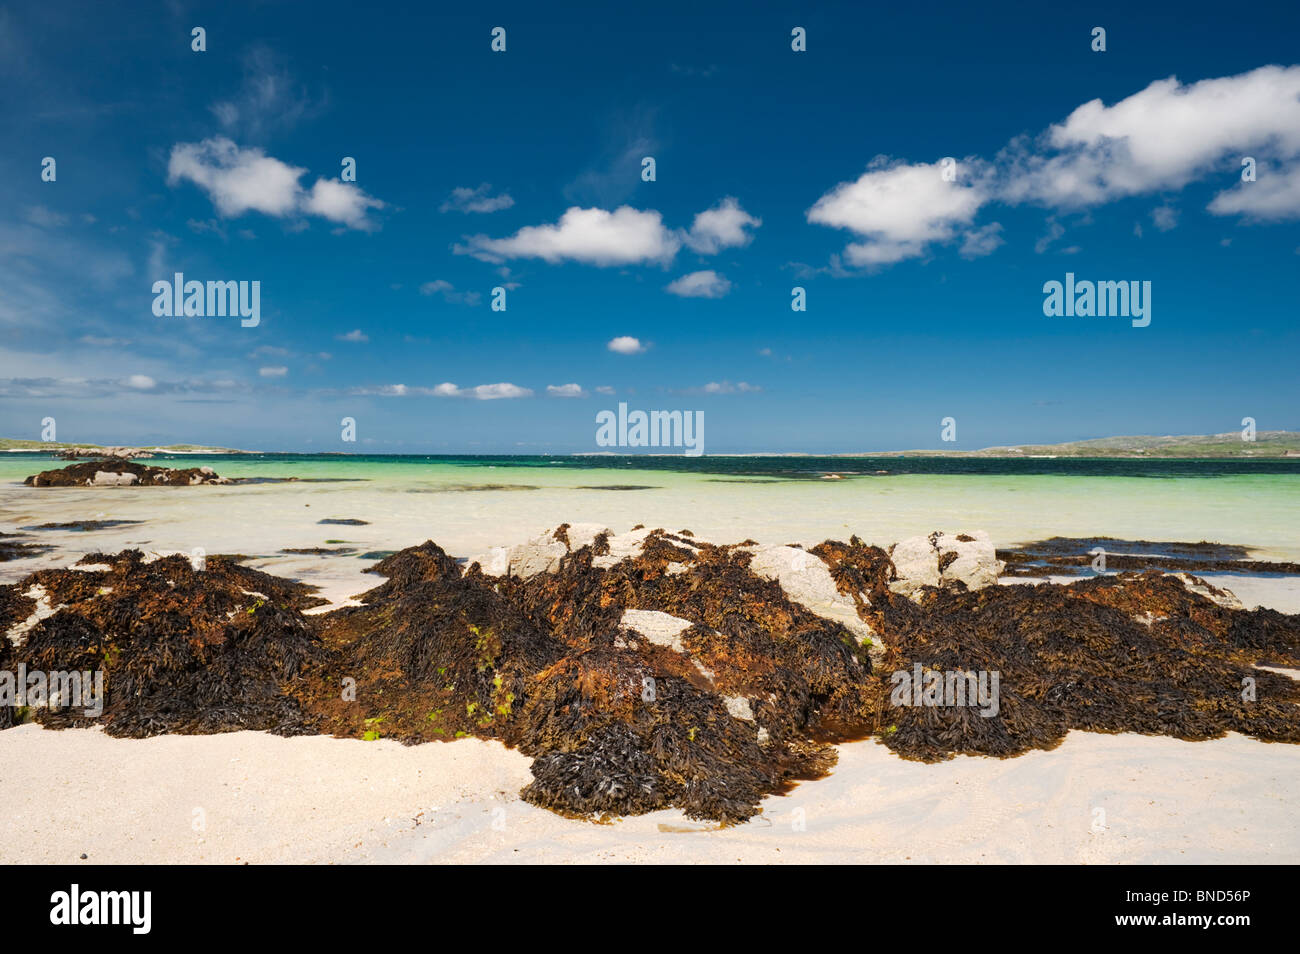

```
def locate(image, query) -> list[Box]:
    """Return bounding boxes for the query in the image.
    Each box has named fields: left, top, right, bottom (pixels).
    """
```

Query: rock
left=92, top=471, right=139, bottom=486
left=888, top=530, right=1004, bottom=600
left=744, top=544, right=876, bottom=646
left=467, top=523, right=612, bottom=578
left=1170, top=572, right=1244, bottom=610
left=57, top=447, right=152, bottom=460
left=25, top=459, right=228, bottom=487
left=621, top=608, right=694, bottom=653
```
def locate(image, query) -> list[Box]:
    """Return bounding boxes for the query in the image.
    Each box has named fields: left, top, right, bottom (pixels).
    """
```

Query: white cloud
left=458, top=206, right=680, bottom=266
left=1001, top=66, right=1300, bottom=207
left=960, top=222, right=1005, bottom=259
left=1209, top=163, right=1300, bottom=220
left=123, top=374, right=156, bottom=390
left=167, top=137, right=384, bottom=230
left=258, top=365, right=288, bottom=378
left=1151, top=205, right=1179, bottom=231
left=434, top=382, right=533, bottom=400
left=682, top=197, right=761, bottom=254
left=336, top=329, right=369, bottom=343
left=441, top=184, right=514, bottom=214
left=808, top=158, right=990, bottom=266
left=303, top=178, right=385, bottom=231
left=25, top=205, right=67, bottom=228
left=671, top=381, right=761, bottom=395
left=419, top=280, right=482, bottom=306
left=809, top=66, right=1300, bottom=270
left=546, top=383, right=586, bottom=398
left=666, top=269, right=731, bottom=298
left=607, top=335, right=646, bottom=354
left=209, top=46, right=321, bottom=139
left=595, top=385, right=616, bottom=395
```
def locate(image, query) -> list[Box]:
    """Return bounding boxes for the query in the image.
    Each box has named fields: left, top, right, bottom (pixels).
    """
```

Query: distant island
left=0, top=439, right=249, bottom=454
left=840, top=430, right=1300, bottom=459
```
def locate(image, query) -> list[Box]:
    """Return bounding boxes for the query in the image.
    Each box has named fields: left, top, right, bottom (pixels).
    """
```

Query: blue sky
left=2, top=0, right=1298, bottom=453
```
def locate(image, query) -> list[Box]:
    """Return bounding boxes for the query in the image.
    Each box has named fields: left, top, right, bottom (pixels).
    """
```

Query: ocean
left=3, top=452, right=1298, bottom=610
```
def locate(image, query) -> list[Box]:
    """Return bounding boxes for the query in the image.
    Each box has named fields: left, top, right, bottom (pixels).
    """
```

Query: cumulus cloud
left=808, top=66, right=1300, bottom=268
left=441, top=184, right=514, bottom=214
left=258, top=365, right=288, bottom=378
left=1208, top=163, right=1300, bottom=220
left=123, top=374, right=156, bottom=390
left=682, top=197, right=761, bottom=254
left=666, top=269, right=731, bottom=298
left=433, top=382, right=533, bottom=399
left=1000, top=66, right=1300, bottom=208
left=457, top=206, right=680, bottom=266
left=167, top=137, right=384, bottom=230
left=808, top=158, right=990, bottom=266
left=546, top=383, right=586, bottom=398
left=607, top=335, right=646, bottom=354
left=303, top=178, right=384, bottom=231
left=336, top=329, right=369, bottom=343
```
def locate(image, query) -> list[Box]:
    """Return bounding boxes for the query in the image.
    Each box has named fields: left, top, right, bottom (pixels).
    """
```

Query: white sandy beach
left=1, top=724, right=1295, bottom=864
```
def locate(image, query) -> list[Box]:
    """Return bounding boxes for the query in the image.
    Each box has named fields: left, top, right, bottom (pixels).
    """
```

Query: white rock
left=91, top=470, right=138, bottom=486
left=724, top=696, right=754, bottom=721
left=466, top=524, right=613, bottom=578
left=888, top=535, right=942, bottom=594
left=745, top=544, right=876, bottom=646
left=592, top=526, right=656, bottom=568
left=621, top=608, right=694, bottom=653
left=939, top=530, right=1002, bottom=590
left=1170, top=572, right=1244, bottom=610
left=888, top=530, right=1004, bottom=600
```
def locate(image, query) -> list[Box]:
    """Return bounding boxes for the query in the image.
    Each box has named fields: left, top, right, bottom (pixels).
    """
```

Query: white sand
left=1, top=724, right=1295, bottom=864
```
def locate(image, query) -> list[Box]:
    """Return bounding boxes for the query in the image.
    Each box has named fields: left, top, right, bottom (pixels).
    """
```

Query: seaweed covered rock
left=303, top=531, right=876, bottom=822
left=515, top=648, right=829, bottom=822
left=495, top=532, right=876, bottom=819
left=10, top=550, right=326, bottom=736
left=301, top=541, right=563, bottom=745
left=9, top=527, right=1300, bottom=825
left=868, top=572, right=1300, bottom=761
left=24, top=458, right=230, bottom=487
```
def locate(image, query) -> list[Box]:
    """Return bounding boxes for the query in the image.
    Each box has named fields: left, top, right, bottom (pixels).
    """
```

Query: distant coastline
left=2, top=430, right=1298, bottom=459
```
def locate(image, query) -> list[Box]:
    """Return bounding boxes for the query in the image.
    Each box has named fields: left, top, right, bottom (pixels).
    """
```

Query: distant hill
left=843, top=431, right=1300, bottom=459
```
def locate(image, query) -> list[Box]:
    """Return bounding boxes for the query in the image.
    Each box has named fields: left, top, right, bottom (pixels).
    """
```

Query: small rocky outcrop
left=24, top=459, right=230, bottom=487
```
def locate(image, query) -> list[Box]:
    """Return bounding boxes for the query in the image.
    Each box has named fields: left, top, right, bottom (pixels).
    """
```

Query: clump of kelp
left=3, top=530, right=1299, bottom=821
left=9, top=550, right=326, bottom=737
left=822, top=542, right=1300, bottom=761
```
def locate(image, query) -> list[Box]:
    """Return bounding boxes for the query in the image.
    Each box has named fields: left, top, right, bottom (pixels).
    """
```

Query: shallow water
left=3, top=453, right=1297, bottom=607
